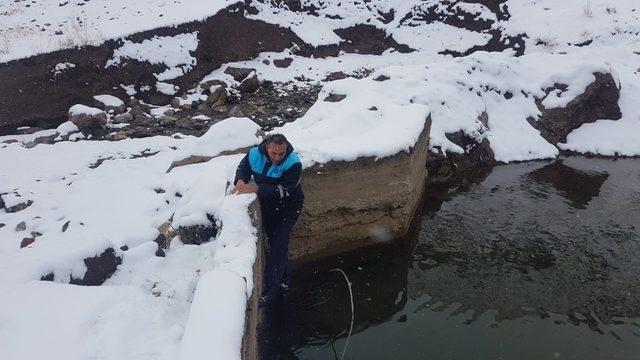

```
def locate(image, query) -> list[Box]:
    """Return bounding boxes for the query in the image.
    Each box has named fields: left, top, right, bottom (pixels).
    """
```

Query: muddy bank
left=0, top=3, right=412, bottom=135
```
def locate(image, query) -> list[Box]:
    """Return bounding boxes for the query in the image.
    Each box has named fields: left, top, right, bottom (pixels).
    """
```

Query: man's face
left=267, top=142, right=287, bottom=164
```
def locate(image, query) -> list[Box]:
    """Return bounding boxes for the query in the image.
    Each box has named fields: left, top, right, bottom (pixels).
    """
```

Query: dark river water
left=261, top=157, right=640, bottom=360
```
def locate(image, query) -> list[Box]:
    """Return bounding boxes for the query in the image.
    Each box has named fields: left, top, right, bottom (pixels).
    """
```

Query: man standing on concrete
left=232, top=134, right=304, bottom=307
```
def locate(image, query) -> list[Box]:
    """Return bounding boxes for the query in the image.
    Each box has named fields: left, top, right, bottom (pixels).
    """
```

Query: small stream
left=261, top=157, right=640, bottom=360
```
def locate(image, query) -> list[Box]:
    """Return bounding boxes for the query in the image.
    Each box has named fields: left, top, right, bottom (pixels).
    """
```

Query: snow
left=390, top=22, right=491, bottom=53
left=68, top=104, right=104, bottom=116
left=156, top=82, right=178, bottom=96
left=278, top=76, right=430, bottom=167
left=0, top=281, right=186, bottom=360
left=453, top=3, right=497, bottom=22
left=176, top=117, right=261, bottom=159
left=501, top=0, right=640, bottom=52
left=53, top=62, right=76, bottom=74
left=55, top=121, right=79, bottom=136
left=0, top=128, right=260, bottom=360
left=0, top=0, right=235, bottom=63
left=178, top=270, right=248, bottom=360
left=93, top=94, right=125, bottom=108
left=106, top=33, right=199, bottom=81
left=120, top=84, right=137, bottom=96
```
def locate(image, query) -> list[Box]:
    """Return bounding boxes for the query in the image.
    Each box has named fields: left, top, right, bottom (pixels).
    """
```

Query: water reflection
left=263, top=157, right=640, bottom=360
left=525, top=159, right=609, bottom=209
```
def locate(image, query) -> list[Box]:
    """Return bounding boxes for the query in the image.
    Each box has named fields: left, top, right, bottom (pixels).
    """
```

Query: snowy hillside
left=1, top=0, right=640, bottom=359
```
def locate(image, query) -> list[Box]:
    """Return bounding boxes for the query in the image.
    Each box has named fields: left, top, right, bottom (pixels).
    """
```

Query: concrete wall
left=290, top=116, right=432, bottom=261
left=242, top=200, right=265, bottom=360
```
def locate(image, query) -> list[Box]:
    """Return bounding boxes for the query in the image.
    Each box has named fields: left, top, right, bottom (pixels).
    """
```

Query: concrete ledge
left=291, top=115, right=432, bottom=261
left=241, top=200, right=265, bottom=360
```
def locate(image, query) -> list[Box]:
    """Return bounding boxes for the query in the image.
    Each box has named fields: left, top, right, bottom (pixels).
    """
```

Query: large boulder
left=224, top=66, right=256, bottom=82
left=530, top=72, right=621, bottom=144
left=427, top=128, right=496, bottom=185
left=93, top=94, right=127, bottom=114
left=68, top=104, right=107, bottom=130
left=290, top=116, right=432, bottom=260
left=238, top=73, right=261, bottom=93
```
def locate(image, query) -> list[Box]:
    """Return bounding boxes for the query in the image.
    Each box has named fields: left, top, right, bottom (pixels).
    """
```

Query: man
left=232, top=133, right=304, bottom=307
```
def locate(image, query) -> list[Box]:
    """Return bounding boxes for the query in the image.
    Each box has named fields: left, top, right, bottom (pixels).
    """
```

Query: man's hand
left=230, top=180, right=245, bottom=194
left=235, top=183, right=258, bottom=194
left=230, top=180, right=258, bottom=195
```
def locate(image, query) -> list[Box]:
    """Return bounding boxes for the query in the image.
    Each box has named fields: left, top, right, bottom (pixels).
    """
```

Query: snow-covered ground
left=0, top=118, right=261, bottom=360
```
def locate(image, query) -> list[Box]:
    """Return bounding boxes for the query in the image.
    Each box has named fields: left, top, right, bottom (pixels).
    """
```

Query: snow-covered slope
left=0, top=118, right=261, bottom=360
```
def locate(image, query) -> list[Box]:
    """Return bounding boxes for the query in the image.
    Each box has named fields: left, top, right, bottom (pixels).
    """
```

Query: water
left=261, top=157, right=640, bottom=360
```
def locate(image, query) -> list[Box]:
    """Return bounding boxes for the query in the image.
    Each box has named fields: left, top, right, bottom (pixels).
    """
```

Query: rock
left=206, top=85, right=227, bottom=106
left=20, top=237, right=35, bottom=248
left=324, top=94, right=347, bottom=102
left=16, top=221, right=26, bottom=231
left=324, top=71, right=349, bottom=81
left=159, top=115, right=177, bottom=127
left=0, top=194, right=4, bottom=209
left=113, top=112, right=134, bottom=123
left=67, top=248, right=122, bottom=286
left=427, top=129, right=496, bottom=185
left=105, top=131, right=128, bottom=141
left=224, top=66, right=256, bottom=82
left=127, top=126, right=155, bottom=138
left=93, top=94, right=127, bottom=114
left=163, top=108, right=175, bottom=116
left=68, top=104, right=107, bottom=130
left=238, top=74, right=261, bottom=93
left=199, top=79, right=228, bottom=91
left=178, top=215, right=219, bottom=245
left=176, top=117, right=195, bottom=129
left=228, top=105, right=244, bottom=117
left=530, top=72, right=622, bottom=144
left=128, top=98, right=141, bottom=108
left=169, top=97, right=181, bottom=109
left=166, top=155, right=216, bottom=172
left=273, top=58, right=293, bottom=68
left=34, top=134, right=57, bottom=144
left=0, top=223, right=5, bottom=228
left=62, top=220, right=70, bottom=232
left=16, top=126, right=44, bottom=134
left=290, top=116, right=432, bottom=260
left=6, top=200, right=33, bottom=213
left=373, top=74, right=390, bottom=81
left=129, top=106, right=145, bottom=117
left=135, top=114, right=156, bottom=127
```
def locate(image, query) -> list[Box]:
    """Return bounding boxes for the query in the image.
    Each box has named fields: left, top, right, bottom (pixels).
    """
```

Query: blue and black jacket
left=234, top=137, right=304, bottom=208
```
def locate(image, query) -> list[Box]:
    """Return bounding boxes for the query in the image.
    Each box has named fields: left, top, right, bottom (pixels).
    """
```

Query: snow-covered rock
left=68, top=105, right=107, bottom=130
left=93, top=94, right=127, bottom=114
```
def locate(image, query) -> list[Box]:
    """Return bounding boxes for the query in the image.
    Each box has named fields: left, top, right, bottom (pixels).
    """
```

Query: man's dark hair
left=265, top=133, right=288, bottom=145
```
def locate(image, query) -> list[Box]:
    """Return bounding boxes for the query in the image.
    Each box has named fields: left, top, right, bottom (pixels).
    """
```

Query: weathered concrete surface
left=290, top=116, right=432, bottom=261
left=242, top=200, right=265, bottom=360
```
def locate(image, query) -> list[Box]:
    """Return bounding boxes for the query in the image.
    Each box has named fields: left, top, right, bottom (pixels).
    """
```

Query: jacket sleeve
left=257, top=162, right=302, bottom=201
left=234, top=153, right=252, bottom=186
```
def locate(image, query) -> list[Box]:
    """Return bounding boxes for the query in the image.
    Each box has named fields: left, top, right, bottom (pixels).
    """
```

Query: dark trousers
left=261, top=199, right=303, bottom=299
